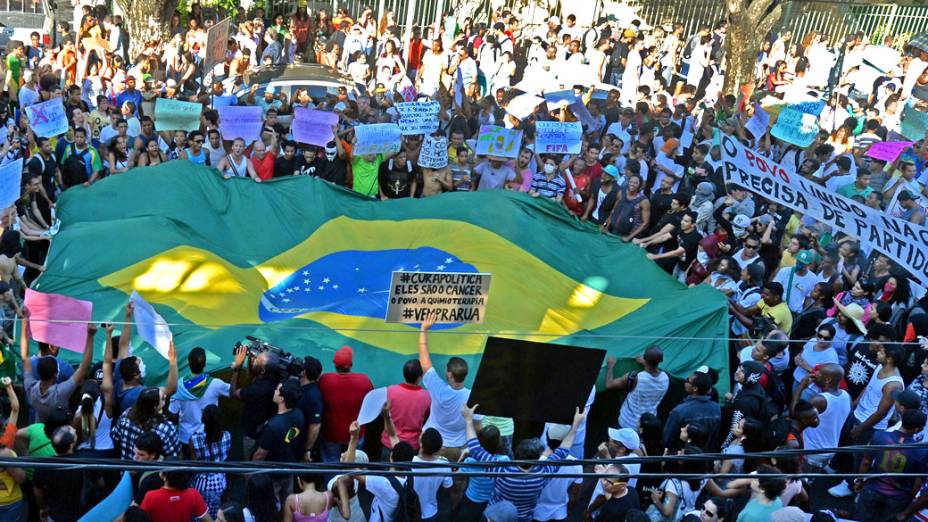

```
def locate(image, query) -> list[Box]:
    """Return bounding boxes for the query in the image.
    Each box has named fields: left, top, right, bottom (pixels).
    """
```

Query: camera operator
left=230, top=344, right=280, bottom=459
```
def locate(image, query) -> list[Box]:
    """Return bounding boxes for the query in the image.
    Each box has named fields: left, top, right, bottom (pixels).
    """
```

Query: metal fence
left=625, top=0, right=928, bottom=48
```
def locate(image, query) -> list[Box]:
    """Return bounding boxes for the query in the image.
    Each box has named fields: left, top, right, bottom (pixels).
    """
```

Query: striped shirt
left=463, top=454, right=511, bottom=502
left=618, top=370, right=670, bottom=429
left=530, top=172, right=567, bottom=199
left=466, top=437, right=568, bottom=521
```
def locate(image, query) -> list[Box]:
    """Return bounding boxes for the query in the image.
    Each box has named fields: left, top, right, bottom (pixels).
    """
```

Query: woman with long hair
left=649, top=445, right=707, bottom=520
left=244, top=474, right=279, bottom=522
left=108, top=135, right=130, bottom=173
left=284, top=473, right=351, bottom=522
left=191, top=404, right=231, bottom=518
left=135, top=138, right=167, bottom=167
left=111, top=385, right=180, bottom=459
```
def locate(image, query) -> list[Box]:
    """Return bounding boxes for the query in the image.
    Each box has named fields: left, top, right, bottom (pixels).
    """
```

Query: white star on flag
left=436, top=265, right=446, bottom=271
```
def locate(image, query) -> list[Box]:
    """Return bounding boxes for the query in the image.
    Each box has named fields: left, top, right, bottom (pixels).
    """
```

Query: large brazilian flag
left=35, top=162, right=729, bottom=391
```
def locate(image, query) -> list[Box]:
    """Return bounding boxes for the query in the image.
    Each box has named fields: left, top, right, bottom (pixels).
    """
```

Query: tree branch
left=755, top=4, right=784, bottom=40
left=747, top=0, right=777, bottom=24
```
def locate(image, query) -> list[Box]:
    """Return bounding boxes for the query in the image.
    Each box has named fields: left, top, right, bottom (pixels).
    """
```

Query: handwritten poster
left=217, top=105, right=263, bottom=142
left=771, top=107, right=819, bottom=147
left=396, top=101, right=440, bottom=135
left=292, top=108, right=339, bottom=146
left=25, top=99, right=68, bottom=138
left=154, top=98, right=202, bottom=132
left=419, top=135, right=448, bottom=169
left=535, top=121, right=582, bottom=154
left=745, top=105, right=771, bottom=140
left=354, top=123, right=402, bottom=155
left=865, top=141, right=914, bottom=163
left=475, top=125, right=523, bottom=158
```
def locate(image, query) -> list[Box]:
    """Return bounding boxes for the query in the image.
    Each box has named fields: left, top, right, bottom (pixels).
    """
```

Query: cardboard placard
left=385, top=271, right=491, bottom=323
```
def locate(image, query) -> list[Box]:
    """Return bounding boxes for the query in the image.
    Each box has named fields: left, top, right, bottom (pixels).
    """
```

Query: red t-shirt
left=318, top=372, right=374, bottom=444
left=251, top=151, right=277, bottom=181
left=140, top=487, right=208, bottom=522
left=381, top=383, right=432, bottom=449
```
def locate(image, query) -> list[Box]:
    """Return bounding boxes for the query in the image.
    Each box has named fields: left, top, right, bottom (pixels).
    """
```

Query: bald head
left=817, top=363, right=843, bottom=390
left=643, top=346, right=663, bottom=367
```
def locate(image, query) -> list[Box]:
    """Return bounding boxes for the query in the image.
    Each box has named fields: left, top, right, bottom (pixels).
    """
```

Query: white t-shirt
left=422, top=368, right=471, bottom=447
left=411, top=456, right=453, bottom=518
left=365, top=475, right=403, bottom=522
left=534, top=455, right=582, bottom=521
left=772, top=266, right=819, bottom=314
left=474, top=162, right=516, bottom=190
left=168, top=378, right=231, bottom=443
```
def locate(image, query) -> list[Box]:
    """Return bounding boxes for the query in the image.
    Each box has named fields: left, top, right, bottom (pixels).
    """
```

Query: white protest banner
left=292, top=108, right=339, bottom=146
left=130, top=291, right=172, bottom=359
left=354, top=123, right=402, bottom=155
left=385, top=271, right=491, bottom=323
left=0, top=158, right=23, bottom=211
left=720, top=135, right=928, bottom=282
left=25, top=99, right=68, bottom=138
left=771, top=107, right=818, bottom=147
left=419, top=135, right=448, bottom=169
left=396, top=101, right=440, bottom=135
left=569, top=100, right=600, bottom=131
left=357, top=387, right=388, bottom=425
left=217, top=105, right=263, bottom=142
left=203, top=17, right=231, bottom=76
left=506, top=93, right=545, bottom=120
left=745, top=105, right=770, bottom=140
left=535, top=121, right=582, bottom=154
left=475, top=125, right=523, bottom=158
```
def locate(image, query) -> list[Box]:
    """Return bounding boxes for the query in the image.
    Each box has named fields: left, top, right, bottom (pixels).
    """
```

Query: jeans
left=856, top=487, right=911, bottom=522
left=0, top=501, right=23, bottom=522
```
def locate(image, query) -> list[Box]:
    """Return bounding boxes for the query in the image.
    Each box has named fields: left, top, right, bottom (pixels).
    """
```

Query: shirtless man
left=420, top=165, right=452, bottom=196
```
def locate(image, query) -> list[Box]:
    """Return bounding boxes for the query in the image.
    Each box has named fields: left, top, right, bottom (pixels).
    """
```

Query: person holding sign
left=378, top=150, right=418, bottom=200
left=474, top=157, right=517, bottom=191
left=349, top=132, right=383, bottom=198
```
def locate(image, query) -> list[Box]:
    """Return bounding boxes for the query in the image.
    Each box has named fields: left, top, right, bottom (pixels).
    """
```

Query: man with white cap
left=532, top=424, right=583, bottom=522
left=585, top=427, right=641, bottom=517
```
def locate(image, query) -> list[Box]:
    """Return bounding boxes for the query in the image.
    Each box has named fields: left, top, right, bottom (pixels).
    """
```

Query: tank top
left=206, top=143, right=226, bottom=166
left=610, top=191, right=647, bottom=234
left=185, top=147, right=208, bottom=165
left=854, top=365, right=904, bottom=429
left=618, top=370, right=669, bottom=429
left=291, top=491, right=331, bottom=522
left=224, top=155, right=248, bottom=177
left=77, top=398, right=114, bottom=450
left=802, top=390, right=850, bottom=456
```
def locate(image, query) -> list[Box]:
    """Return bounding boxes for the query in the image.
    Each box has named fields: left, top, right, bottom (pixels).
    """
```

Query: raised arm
left=558, top=407, right=587, bottom=451
left=381, top=400, right=400, bottom=447
left=19, top=312, right=32, bottom=376
left=345, top=420, right=360, bottom=463
left=71, top=323, right=97, bottom=386
left=2, top=377, right=17, bottom=424
left=604, top=356, right=629, bottom=390
left=159, top=340, right=178, bottom=396
left=418, top=312, right=437, bottom=373
left=102, top=324, right=115, bottom=418
left=118, top=301, right=133, bottom=360
left=229, top=345, right=247, bottom=399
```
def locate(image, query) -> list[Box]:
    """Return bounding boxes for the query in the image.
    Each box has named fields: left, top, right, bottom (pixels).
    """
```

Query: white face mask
left=325, top=149, right=337, bottom=161
left=544, top=163, right=556, bottom=174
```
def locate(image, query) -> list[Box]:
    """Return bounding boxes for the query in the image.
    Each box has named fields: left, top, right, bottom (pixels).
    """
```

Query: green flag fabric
left=35, top=162, right=729, bottom=391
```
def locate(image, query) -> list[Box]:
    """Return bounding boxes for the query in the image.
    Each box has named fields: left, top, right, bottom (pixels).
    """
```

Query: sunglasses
left=817, top=333, right=832, bottom=341
left=703, top=507, right=718, bottom=517
left=744, top=244, right=759, bottom=249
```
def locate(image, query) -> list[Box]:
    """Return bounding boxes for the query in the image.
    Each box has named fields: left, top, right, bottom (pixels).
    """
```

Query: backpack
left=762, top=364, right=788, bottom=414
left=385, top=475, right=421, bottom=522
left=62, top=145, right=90, bottom=188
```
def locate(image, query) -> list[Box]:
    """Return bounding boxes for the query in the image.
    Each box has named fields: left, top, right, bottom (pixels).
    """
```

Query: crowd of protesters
left=1, top=1, right=928, bottom=521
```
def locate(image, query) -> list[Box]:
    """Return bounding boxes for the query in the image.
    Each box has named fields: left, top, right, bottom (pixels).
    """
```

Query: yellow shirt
left=779, top=250, right=797, bottom=270
left=758, top=300, right=793, bottom=334
left=0, top=449, right=22, bottom=506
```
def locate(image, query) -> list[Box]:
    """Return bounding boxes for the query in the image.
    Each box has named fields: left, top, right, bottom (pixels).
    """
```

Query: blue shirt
left=116, top=89, right=142, bottom=115
left=865, top=430, right=928, bottom=498
left=464, top=453, right=510, bottom=502
left=467, top=437, right=567, bottom=521
left=29, top=355, right=74, bottom=383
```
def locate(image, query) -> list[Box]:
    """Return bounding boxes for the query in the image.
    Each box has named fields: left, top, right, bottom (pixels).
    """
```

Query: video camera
left=233, top=336, right=304, bottom=379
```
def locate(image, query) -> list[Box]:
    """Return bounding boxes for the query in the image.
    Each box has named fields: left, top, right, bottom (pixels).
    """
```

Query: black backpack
left=762, top=365, right=788, bottom=414
left=385, top=475, right=421, bottom=522
left=62, top=145, right=89, bottom=188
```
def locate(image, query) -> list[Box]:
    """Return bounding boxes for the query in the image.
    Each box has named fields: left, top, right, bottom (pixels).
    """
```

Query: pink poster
left=24, top=289, right=93, bottom=352
left=865, top=141, right=913, bottom=163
